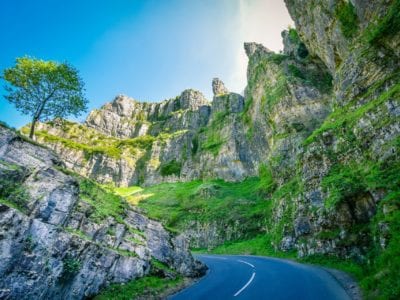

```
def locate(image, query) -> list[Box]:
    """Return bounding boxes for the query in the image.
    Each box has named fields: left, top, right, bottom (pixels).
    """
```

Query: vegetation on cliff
left=3, top=0, right=399, bottom=298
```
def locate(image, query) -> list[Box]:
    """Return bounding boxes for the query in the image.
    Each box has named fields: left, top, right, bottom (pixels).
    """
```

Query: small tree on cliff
left=2, top=57, right=88, bottom=138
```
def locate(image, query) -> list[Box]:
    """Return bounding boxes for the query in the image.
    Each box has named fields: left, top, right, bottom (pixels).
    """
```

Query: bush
left=94, top=275, right=183, bottom=300
left=365, top=0, right=400, bottom=45
left=288, top=28, right=300, bottom=44
left=258, top=164, right=276, bottom=195
left=0, top=172, right=29, bottom=212
left=160, top=160, right=181, bottom=177
left=61, top=257, right=81, bottom=280
left=322, top=164, right=366, bottom=209
left=335, top=1, right=358, bottom=38
left=288, top=64, right=305, bottom=79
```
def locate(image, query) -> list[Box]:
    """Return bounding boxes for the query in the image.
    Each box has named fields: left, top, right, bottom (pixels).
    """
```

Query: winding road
left=170, top=255, right=351, bottom=300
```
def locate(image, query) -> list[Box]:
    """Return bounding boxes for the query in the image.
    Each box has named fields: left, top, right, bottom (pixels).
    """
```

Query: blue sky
left=0, top=0, right=292, bottom=128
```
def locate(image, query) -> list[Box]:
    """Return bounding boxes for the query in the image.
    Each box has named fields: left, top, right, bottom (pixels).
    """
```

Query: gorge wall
left=15, top=0, right=400, bottom=297
left=0, top=126, right=204, bottom=299
left=25, top=29, right=332, bottom=188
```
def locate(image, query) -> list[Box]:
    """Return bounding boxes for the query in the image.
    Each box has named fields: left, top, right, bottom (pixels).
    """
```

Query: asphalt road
left=170, top=255, right=351, bottom=300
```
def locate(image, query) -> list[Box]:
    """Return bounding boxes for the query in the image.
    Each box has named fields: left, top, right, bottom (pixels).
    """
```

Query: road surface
left=170, top=255, right=351, bottom=300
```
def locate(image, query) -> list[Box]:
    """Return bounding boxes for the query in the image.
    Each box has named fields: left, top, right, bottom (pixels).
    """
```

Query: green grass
left=364, top=191, right=400, bottom=298
left=31, top=129, right=123, bottom=159
left=288, top=64, right=305, bottom=79
left=286, top=63, right=332, bottom=94
left=20, top=120, right=187, bottom=161
left=288, top=28, right=300, bottom=44
left=112, top=186, right=143, bottom=197
left=263, top=73, right=288, bottom=110
left=269, top=53, right=289, bottom=64
left=78, top=177, right=129, bottom=223
left=201, top=131, right=225, bottom=156
left=93, top=275, right=184, bottom=300
left=198, top=235, right=295, bottom=258
left=335, top=1, right=358, bottom=38
left=304, top=80, right=400, bottom=146
left=0, top=161, right=29, bottom=213
left=199, top=235, right=363, bottom=278
left=117, top=135, right=155, bottom=149
left=299, top=255, right=364, bottom=280
left=258, top=164, right=276, bottom=196
left=133, top=178, right=270, bottom=236
left=321, top=163, right=367, bottom=209
left=365, top=0, right=400, bottom=45
left=199, top=234, right=364, bottom=282
left=241, top=96, right=253, bottom=125
left=201, top=109, right=229, bottom=156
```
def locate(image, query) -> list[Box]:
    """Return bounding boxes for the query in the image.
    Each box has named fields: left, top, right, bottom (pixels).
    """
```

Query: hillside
left=0, top=125, right=204, bottom=299
left=9, top=0, right=400, bottom=298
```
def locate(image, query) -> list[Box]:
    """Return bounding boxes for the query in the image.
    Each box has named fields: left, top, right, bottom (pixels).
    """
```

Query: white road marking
left=238, top=260, right=255, bottom=268
left=234, top=272, right=256, bottom=297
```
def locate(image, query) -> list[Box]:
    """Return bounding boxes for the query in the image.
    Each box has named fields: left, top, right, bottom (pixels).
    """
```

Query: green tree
left=2, top=56, right=88, bottom=138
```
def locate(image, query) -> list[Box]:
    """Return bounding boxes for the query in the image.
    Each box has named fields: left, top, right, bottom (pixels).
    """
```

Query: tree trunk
left=29, top=118, right=37, bottom=139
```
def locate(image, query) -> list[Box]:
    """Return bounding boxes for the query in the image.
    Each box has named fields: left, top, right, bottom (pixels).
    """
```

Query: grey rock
left=212, top=78, right=229, bottom=96
left=0, top=126, right=204, bottom=300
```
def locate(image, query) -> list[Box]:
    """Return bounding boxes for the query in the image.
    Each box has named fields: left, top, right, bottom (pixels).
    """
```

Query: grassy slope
left=112, top=178, right=271, bottom=237
left=93, top=276, right=184, bottom=300
left=94, top=259, right=185, bottom=300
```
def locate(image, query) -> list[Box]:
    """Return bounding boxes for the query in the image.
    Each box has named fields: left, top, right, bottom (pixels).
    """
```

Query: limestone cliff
left=14, top=0, right=400, bottom=297
left=25, top=30, right=331, bottom=188
left=276, top=0, right=400, bottom=257
left=0, top=125, right=204, bottom=299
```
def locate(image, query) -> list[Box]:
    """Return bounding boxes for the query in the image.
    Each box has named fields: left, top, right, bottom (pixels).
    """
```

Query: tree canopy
left=2, top=56, right=88, bottom=138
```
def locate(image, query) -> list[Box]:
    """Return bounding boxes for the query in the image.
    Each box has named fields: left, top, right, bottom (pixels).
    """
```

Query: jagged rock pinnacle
left=244, top=42, right=271, bottom=58
left=212, top=78, right=229, bottom=96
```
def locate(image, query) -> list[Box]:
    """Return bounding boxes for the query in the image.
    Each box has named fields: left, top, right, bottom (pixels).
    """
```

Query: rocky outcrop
left=28, top=32, right=332, bottom=188
left=212, top=78, right=229, bottom=96
left=253, top=1, right=400, bottom=274
left=17, top=4, right=399, bottom=289
left=85, top=89, right=210, bottom=139
left=0, top=126, right=204, bottom=299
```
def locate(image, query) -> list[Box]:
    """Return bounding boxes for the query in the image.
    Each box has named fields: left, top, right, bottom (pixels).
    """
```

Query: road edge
left=165, top=266, right=211, bottom=299
left=322, top=267, right=363, bottom=300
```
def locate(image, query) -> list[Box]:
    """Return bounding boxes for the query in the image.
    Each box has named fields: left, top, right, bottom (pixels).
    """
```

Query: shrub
left=365, top=0, right=400, bottom=45
left=335, top=1, right=358, bottom=38
left=288, top=28, right=300, bottom=44
left=322, top=164, right=367, bottom=209
left=258, top=164, right=276, bottom=195
left=118, top=135, right=155, bottom=149
left=268, top=53, right=289, bottom=65
left=288, top=64, right=305, bottom=79
left=0, top=174, right=29, bottom=212
left=61, top=257, right=81, bottom=280
left=160, top=160, right=181, bottom=177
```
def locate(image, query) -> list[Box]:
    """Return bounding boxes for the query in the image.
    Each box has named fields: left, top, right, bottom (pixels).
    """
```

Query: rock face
left=85, top=89, right=210, bottom=139
left=16, top=5, right=400, bottom=293
left=212, top=78, right=229, bottom=96
left=28, top=32, right=332, bottom=188
left=267, top=0, right=400, bottom=263
left=0, top=126, right=204, bottom=299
